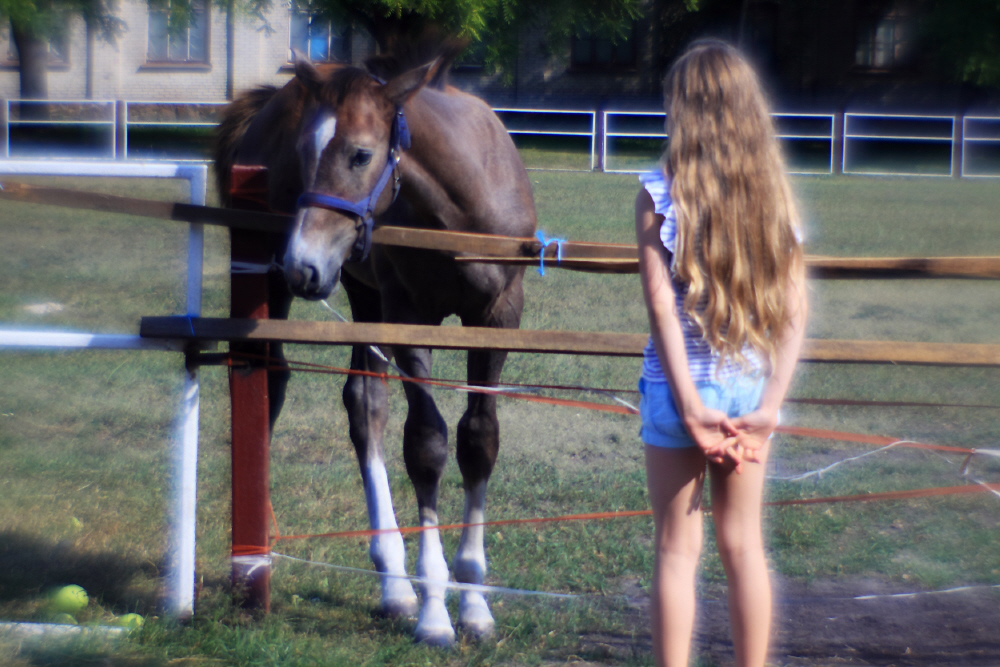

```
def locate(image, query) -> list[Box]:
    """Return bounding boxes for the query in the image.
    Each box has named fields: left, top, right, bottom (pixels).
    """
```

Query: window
left=289, top=5, right=350, bottom=63
left=571, top=23, right=636, bottom=70
left=1, top=25, right=69, bottom=67
left=147, top=0, right=209, bottom=64
left=855, top=17, right=909, bottom=69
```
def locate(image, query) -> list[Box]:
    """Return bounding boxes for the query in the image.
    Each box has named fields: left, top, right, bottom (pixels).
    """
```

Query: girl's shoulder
left=638, top=170, right=678, bottom=254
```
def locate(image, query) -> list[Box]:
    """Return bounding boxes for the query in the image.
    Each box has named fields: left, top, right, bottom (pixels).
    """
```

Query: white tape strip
left=232, top=554, right=272, bottom=576
left=851, top=583, right=1000, bottom=600
left=231, top=259, right=282, bottom=274
left=271, top=552, right=576, bottom=599
left=768, top=441, right=913, bottom=482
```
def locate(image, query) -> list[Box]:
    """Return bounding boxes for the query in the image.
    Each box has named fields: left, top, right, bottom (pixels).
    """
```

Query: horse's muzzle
left=284, top=256, right=340, bottom=300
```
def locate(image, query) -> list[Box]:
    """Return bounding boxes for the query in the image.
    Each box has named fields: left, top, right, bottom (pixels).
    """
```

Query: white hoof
left=380, top=578, right=419, bottom=618
left=458, top=591, right=495, bottom=639
left=414, top=598, right=456, bottom=646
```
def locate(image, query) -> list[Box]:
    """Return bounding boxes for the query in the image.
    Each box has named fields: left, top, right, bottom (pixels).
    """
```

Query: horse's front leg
left=395, top=344, right=455, bottom=646
left=343, top=342, right=419, bottom=618
left=454, top=279, right=525, bottom=639
left=342, top=276, right=418, bottom=619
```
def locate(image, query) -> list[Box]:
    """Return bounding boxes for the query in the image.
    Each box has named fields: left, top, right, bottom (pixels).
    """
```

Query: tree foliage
left=280, top=0, right=644, bottom=76
left=1, top=0, right=123, bottom=99
left=0, top=0, right=123, bottom=46
left=919, top=0, right=1000, bottom=88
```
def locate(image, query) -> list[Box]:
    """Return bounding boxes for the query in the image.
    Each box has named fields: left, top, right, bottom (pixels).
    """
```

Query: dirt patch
left=578, top=575, right=1000, bottom=666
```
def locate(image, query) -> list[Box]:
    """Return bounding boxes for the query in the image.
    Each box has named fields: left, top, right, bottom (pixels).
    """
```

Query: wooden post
left=228, top=166, right=274, bottom=611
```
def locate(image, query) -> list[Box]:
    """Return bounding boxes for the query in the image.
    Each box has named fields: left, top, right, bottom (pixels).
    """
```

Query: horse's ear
left=383, top=57, right=441, bottom=106
left=292, top=49, right=323, bottom=97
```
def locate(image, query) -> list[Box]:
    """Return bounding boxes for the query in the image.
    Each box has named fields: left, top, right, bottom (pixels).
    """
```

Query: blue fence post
left=952, top=115, right=963, bottom=179
left=115, top=100, right=127, bottom=160
left=832, top=112, right=844, bottom=175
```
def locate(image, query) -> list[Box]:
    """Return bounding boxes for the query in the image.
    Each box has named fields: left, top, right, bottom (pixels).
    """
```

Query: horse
left=214, top=49, right=537, bottom=645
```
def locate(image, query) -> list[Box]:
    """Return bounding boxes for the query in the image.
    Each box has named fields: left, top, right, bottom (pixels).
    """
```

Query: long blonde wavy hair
left=663, top=40, right=803, bottom=371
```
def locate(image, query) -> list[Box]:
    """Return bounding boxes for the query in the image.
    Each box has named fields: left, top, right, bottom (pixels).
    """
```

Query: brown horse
left=215, top=51, right=537, bottom=644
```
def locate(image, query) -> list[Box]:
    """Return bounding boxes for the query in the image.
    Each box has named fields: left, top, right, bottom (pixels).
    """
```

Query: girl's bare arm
left=635, top=189, right=744, bottom=465
left=731, top=254, right=808, bottom=458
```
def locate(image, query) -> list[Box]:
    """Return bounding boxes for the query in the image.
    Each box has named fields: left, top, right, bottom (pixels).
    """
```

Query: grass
left=1, top=171, right=1000, bottom=665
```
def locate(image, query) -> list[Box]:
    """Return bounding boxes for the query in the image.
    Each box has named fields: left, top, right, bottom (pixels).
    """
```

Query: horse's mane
left=364, top=35, right=468, bottom=90
left=214, top=85, right=280, bottom=205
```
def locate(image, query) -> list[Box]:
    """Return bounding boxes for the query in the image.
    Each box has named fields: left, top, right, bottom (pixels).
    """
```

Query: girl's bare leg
left=708, top=442, right=772, bottom=667
left=645, top=445, right=707, bottom=667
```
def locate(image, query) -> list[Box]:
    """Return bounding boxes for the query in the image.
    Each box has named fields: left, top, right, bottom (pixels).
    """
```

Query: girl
left=636, top=41, right=807, bottom=667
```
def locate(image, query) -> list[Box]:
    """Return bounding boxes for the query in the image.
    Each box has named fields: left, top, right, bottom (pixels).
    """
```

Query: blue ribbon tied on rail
left=535, top=230, right=566, bottom=276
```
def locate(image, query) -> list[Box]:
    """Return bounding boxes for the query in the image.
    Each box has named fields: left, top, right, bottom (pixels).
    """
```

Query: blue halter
left=297, top=106, right=411, bottom=263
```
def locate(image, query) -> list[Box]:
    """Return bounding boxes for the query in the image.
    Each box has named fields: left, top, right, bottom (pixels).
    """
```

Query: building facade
left=1, top=1, right=663, bottom=108
left=1, top=1, right=995, bottom=112
left=0, top=1, right=376, bottom=102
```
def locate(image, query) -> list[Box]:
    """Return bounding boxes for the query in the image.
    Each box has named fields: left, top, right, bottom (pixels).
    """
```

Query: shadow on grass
left=0, top=530, right=161, bottom=613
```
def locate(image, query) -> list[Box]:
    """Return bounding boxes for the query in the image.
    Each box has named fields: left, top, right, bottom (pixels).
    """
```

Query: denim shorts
left=639, top=375, right=766, bottom=448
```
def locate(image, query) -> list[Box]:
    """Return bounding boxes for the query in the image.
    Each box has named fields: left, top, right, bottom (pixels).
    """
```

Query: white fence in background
left=962, top=116, right=1000, bottom=178
left=492, top=108, right=597, bottom=171
left=602, top=110, right=667, bottom=175
left=0, top=160, right=207, bottom=620
left=1, top=98, right=998, bottom=177
left=843, top=113, right=957, bottom=177
left=2, top=99, right=224, bottom=162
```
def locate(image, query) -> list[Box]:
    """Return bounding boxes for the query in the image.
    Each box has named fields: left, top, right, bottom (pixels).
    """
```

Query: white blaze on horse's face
left=286, top=108, right=356, bottom=299
left=299, top=109, right=337, bottom=190
left=285, top=94, right=393, bottom=300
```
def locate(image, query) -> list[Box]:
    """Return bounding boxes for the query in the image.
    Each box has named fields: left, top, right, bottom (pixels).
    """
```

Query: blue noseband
left=297, top=106, right=411, bottom=263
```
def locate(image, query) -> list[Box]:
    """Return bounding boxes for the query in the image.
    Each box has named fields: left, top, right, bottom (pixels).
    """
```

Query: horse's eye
left=352, top=150, right=372, bottom=168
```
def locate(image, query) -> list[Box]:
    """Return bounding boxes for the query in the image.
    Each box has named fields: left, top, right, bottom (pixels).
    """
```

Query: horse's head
left=283, top=51, right=437, bottom=300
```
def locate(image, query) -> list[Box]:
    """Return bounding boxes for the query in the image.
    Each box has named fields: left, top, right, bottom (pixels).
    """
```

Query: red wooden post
left=228, top=166, right=274, bottom=611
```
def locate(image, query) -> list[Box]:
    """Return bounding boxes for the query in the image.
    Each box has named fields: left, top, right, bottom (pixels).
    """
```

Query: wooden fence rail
left=4, top=180, right=1000, bottom=279
left=141, top=317, right=1000, bottom=367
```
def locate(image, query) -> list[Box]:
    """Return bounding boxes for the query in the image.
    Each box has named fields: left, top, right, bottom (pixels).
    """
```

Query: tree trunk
left=10, top=20, right=50, bottom=120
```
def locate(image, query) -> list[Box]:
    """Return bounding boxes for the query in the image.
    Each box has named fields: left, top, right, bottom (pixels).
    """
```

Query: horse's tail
left=214, top=86, right=280, bottom=206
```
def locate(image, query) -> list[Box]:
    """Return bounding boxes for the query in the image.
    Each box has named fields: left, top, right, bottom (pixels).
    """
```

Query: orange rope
left=230, top=482, right=1000, bottom=554
left=774, top=425, right=976, bottom=454
left=228, top=351, right=639, bottom=415
left=220, top=351, right=991, bottom=554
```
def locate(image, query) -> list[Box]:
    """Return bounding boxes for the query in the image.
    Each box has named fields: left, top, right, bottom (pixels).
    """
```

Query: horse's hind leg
left=341, top=275, right=419, bottom=619
left=454, top=278, right=525, bottom=639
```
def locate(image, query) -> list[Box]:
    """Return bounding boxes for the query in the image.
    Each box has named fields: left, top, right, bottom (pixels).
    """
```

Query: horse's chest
left=377, top=248, right=507, bottom=319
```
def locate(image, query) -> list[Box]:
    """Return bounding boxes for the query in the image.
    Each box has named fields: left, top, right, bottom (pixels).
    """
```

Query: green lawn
left=1, top=172, right=999, bottom=666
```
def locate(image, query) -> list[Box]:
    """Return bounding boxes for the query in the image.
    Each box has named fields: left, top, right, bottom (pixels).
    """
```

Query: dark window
left=856, top=17, right=909, bottom=69
left=289, top=5, right=350, bottom=63
left=571, top=22, right=636, bottom=70
left=147, top=0, right=209, bottom=64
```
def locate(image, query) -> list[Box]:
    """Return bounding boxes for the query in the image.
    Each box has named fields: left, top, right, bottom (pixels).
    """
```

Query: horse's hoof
left=414, top=598, right=456, bottom=647
left=379, top=596, right=419, bottom=619
left=379, top=576, right=419, bottom=619
left=458, top=592, right=495, bottom=640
